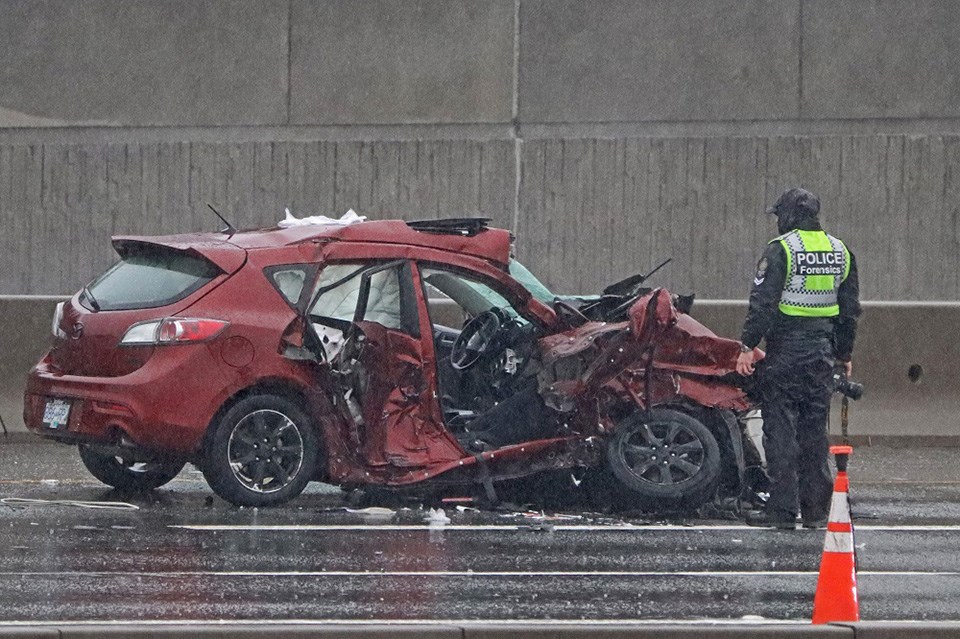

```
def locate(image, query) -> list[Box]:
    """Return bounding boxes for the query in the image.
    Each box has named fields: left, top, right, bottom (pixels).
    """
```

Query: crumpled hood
left=538, top=288, right=759, bottom=408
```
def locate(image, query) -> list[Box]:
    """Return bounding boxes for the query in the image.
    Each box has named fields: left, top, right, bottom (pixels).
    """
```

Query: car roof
left=113, top=219, right=513, bottom=267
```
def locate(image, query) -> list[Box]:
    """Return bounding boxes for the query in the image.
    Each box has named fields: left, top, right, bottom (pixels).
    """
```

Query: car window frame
left=306, top=259, right=420, bottom=338
left=262, top=263, right=320, bottom=312
left=416, top=261, right=541, bottom=329
left=508, top=258, right=555, bottom=305
left=80, top=248, right=222, bottom=312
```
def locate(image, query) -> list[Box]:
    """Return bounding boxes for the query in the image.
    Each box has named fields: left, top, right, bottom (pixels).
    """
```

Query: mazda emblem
left=71, top=322, right=84, bottom=339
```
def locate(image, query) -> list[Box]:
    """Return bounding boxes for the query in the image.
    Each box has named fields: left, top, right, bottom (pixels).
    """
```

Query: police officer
left=736, top=187, right=860, bottom=530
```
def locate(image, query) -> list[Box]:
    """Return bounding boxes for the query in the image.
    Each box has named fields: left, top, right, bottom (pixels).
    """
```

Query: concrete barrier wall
left=515, top=134, right=960, bottom=298
left=0, top=140, right=518, bottom=294
left=0, top=0, right=290, bottom=127
left=0, top=297, right=60, bottom=436
left=0, top=0, right=515, bottom=128
left=520, top=0, right=960, bottom=123
left=519, top=0, right=800, bottom=123
left=2, top=1, right=960, bottom=301
left=2, top=296, right=956, bottom=440
left=3, top=134, right=960, bottom=300
left=291, top=0, right=516, bottom=125
left=803, top=1, right=960, bottom=120
left=690, top=301, right=960, bottom=441
left=7, top=1, right=960, bottom=128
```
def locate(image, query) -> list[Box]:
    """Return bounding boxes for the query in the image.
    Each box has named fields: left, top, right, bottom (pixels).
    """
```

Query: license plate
left=42, top=399, right=71, bottom=430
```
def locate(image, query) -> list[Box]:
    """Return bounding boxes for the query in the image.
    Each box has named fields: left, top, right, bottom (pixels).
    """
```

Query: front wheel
left=202, top=394, right=319, bottom=507
left=78, top=444, right=185, bottom=492
left=606, top=408, right=721, bottom=512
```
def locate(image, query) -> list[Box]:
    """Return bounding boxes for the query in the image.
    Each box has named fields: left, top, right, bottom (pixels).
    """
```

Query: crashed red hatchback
left=25, top=217, right=762, bottom=511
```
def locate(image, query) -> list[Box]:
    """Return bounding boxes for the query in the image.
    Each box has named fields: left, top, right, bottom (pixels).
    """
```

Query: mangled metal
left=27, top=216, right=765, bottom=511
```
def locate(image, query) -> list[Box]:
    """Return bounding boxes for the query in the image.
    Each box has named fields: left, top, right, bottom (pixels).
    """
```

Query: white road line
left=169, top=523, right=960, bottom=532
left=0, top=619, right=818, bottom=626
left=802, top=525, right=960, bottom=532
left=1, top=570, right=958, bottom=578
left=170, top=524, right=750, bottom=531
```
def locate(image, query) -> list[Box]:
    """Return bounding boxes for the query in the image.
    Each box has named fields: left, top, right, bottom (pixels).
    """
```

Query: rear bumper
left=24, top=344, right=232, bottom=456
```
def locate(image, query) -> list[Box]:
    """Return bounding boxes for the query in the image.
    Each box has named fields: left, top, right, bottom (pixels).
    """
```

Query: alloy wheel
left=226, top=409, right=305, bottom=493
left=616, top=418, right=706, bottom=486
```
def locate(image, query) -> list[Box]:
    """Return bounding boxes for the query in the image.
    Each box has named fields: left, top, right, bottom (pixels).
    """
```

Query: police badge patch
left=754, top=257, right=768, bottom=286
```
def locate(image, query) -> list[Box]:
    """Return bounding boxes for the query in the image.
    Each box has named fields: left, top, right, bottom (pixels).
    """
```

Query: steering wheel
left=450, top=310, right=502, bottom=371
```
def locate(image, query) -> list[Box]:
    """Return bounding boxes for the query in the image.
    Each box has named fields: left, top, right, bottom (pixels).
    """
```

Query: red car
left=24, top=217, right=762, bottom=510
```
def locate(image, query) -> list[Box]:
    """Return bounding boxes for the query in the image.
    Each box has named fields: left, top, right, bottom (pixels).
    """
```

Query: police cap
left=765, top=187, right=821, bottom=217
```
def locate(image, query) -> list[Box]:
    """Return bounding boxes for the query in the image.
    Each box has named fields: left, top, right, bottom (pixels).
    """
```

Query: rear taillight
left=51, top=302, right=66, bottom=339
left=120, top=318, right=229, bottom=346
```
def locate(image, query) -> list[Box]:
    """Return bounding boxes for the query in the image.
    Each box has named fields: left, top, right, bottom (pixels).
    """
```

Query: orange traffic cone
left=811, top=445, right=860, bottom=624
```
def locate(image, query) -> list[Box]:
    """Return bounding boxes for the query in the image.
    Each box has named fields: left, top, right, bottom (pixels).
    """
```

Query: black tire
left=606, top=408, right=721, bottom=512
left=202, top=394, right=319, bottom=507
left=78, top=444, right=185, bottom=492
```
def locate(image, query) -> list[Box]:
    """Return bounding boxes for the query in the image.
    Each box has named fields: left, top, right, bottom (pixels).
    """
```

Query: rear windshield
left=82, top=246, right=220, bottom=311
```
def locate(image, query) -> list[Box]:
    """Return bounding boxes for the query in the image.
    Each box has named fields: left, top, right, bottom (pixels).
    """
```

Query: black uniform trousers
left=760, top=334, right=835, bottom=522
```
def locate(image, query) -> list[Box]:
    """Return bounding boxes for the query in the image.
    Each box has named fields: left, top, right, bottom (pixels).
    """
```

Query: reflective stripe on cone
left=823, top=531, right=855, bottom=554
left=811, top=466, right=860, bottom=624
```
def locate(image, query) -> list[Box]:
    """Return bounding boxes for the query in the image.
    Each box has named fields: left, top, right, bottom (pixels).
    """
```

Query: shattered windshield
left=508, top=259, right=554, bottom=304
left=421, top=267, right=527, bottom=324
left=509, top=259, right=598, bottom=306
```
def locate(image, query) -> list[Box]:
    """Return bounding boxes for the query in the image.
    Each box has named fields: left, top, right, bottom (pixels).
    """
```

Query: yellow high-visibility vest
left=773, top=229, right=850, bottom=317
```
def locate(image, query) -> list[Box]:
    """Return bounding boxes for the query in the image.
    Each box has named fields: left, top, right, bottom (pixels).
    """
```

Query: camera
left=832, top=370, right=864, bottom=400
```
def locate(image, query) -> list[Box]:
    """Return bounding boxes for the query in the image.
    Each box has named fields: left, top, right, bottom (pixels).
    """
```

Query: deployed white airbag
left=311, top=265, right=402, bottom=330
left=278, top=208, right=366, bottom=228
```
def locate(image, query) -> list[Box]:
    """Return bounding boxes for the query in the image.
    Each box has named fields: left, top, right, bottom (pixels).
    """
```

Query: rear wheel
left=78, top=444, right=185, bottom=492
left=202, top=394, right=319, bottom=507
left=606, top=408, right=721, bottom=512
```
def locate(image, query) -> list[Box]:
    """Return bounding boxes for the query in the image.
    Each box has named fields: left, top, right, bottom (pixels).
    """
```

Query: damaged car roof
left=114, top=219, right=514, bottom=267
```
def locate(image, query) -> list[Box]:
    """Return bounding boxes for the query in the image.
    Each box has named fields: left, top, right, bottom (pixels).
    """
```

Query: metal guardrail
left=2, top=296, right=957, bottom=441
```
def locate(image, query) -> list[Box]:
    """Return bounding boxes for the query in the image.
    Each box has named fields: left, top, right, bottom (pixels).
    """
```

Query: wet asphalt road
left=2, top=438, right=960, bottom=624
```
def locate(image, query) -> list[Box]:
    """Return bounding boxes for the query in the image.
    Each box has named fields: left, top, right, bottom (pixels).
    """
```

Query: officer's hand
left=842, top=360, right=852, bottom=377
left=736, top=350, right=756, bottom=376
